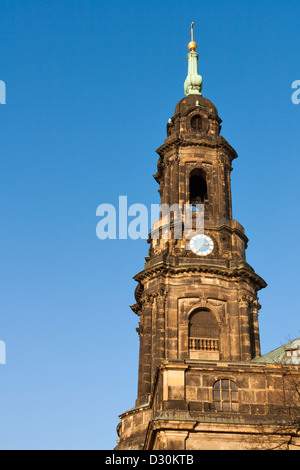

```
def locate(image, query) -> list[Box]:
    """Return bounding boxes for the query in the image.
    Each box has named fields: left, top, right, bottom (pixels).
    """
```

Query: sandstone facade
left=115, top=88, right=300, bottom=451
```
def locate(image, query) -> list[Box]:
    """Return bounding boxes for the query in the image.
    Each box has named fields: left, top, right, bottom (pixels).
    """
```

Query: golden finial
left=188, top=22, right=197, bottom=52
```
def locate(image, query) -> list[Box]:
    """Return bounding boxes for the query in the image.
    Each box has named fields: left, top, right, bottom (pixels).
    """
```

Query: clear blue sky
left=0, top=0, right=299, bottom=450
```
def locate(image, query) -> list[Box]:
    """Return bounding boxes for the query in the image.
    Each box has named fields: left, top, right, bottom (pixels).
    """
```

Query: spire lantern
left=184, top=22, right=203, bottom=96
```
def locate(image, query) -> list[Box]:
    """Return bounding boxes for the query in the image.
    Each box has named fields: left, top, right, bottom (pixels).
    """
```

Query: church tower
left=133, top=23, right=266, bottom=406
left=115, top=26, right=300, bottom=451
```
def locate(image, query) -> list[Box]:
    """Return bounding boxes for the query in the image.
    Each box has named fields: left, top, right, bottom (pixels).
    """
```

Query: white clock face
left=190, top=234, right=214, bottom=256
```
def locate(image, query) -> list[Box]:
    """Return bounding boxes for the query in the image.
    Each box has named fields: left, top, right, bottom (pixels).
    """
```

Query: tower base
left=116, top=359, right=300, bottom=451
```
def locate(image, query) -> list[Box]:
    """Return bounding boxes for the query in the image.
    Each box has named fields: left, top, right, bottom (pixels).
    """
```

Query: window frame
left=213, top=379, right=239, bottom=412
left=190, top=114, right=203, bottom=132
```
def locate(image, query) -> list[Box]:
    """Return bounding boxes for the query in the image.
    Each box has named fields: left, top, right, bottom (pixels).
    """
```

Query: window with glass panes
left=213, top=380, right=238, bottom=412
left=191, top=115, right=203, bottom=131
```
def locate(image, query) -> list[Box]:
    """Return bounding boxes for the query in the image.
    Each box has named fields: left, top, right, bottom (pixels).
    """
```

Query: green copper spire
left=184, top=22, right=203, bottom=96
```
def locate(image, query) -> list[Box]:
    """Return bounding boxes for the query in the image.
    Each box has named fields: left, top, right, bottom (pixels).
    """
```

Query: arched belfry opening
left=188, top=309, right=220, bottom=360
left=189, top=169, right=208, bottom=206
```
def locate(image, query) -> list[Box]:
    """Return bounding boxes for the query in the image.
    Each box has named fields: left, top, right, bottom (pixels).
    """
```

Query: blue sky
left=0, top=0, right=299, bottom=450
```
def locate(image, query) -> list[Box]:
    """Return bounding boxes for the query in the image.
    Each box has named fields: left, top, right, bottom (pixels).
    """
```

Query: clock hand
left=196, top=242, right=209, bottom=253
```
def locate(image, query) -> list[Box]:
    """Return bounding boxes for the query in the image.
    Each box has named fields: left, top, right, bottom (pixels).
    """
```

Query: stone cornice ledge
left=133, top=264, right=267, bottom=297
left=156, top=135, right=238, bottom=161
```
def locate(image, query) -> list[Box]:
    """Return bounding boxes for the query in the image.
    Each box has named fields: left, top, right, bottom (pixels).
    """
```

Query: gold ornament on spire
left=188, top=22, right=197, bottom=52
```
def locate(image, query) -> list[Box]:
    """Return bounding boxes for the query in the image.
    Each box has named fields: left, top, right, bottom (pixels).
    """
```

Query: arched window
left=213, top=380, right=238, bottom=412
left=189, top=169, right=208, bottom=206
left=188, top=309, right=219, bottom=359
left=191, top=115, right=203, bottom=132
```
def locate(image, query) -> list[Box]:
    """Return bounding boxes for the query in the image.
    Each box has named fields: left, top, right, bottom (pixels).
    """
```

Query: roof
left=174, top=94, right=218, bottom=118
left=252, top=338, right=300, bottom=365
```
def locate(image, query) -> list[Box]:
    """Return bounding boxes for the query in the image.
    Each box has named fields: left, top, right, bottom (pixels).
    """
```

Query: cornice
left=156, top=135, right=238, bottom=161
left=133, top=263, right=267, bottom=301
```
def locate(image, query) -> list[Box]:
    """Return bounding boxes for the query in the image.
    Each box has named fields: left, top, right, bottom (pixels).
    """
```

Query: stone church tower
left=115, top=27, right=300, bottom=450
